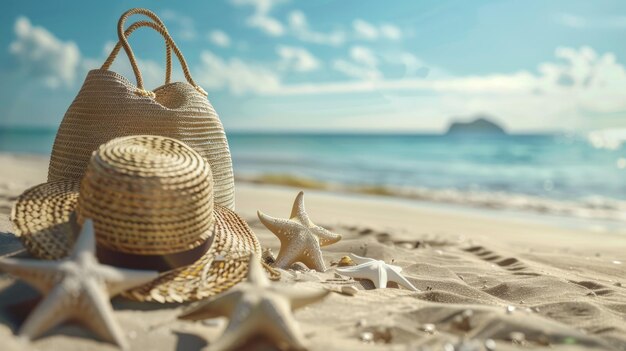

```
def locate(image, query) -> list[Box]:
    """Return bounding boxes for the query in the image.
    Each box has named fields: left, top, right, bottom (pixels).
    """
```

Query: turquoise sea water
left=1, top=129, right=625, bottom=222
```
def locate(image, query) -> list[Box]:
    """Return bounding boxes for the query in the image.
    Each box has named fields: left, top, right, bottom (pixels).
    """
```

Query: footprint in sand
left=464, top=245, right=540, bottom=277
left=340, top=224, right=459, bottom=250
left=569, top=280, right=616, bottom=297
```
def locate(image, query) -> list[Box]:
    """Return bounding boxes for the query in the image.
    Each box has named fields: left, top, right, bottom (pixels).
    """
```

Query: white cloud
left=332, top=59, right=382, bottom=81
left=9, top=16, right=81, bottom=88
left=352, top=19, right=402, bottom=41
left=288, top=10, right=345, bottom=46
left=273, top=47, right=625, bottom=96
left=231, top=4, right=403, bottom=46
left=248, top=15, right=284, bottom=36
left=276, top=45, right=320, bottom=72
left=255, top=46, right=626, bottom=130
left=332, top=46, right=381, bottom=80
left=267, top=71, right=535, bottom=95
left=287, top=9, right=306, bottom=27
left=196, top=50, right=281, bottom=94
left=208, top=30, right=231, bottom=47
left=380, top=24, right=402, bottom=40
left=7, top=17, right=171, bottom=90
left=182, top=46, right=622, bottom=130
left=395, top=52, right=431, bottom=77
left=231, top=0, right=286, bottom=36
left=161, top=10, right=197, bottom=41
left=535, top=46, right=626, bottom=113
left=101, top=43, right=626, bottom=130
left=339, top=47, right=443, bottom=81
left=350, top=46, right=377, bottom=67
left=353, top=19, right=378, bottom=40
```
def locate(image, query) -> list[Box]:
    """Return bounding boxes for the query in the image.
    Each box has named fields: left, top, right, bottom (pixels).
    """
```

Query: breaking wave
left=238, top=173, right=626, bottom=223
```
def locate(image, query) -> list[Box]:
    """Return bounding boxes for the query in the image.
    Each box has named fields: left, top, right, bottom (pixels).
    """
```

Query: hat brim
left=11, top=180, right=264, bottom=303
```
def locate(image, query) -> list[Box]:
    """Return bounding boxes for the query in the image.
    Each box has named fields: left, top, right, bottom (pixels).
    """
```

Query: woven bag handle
left=102, top=20, right=173, bottom=85
left=109, top=8, right=207, bottom=97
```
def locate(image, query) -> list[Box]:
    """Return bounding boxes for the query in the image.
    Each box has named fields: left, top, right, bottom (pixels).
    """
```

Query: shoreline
left=235, top=183, right=626, bottom=255
left=237, top=182, right=626, bottom=235
left=1, top=152, right=624, bottom=234
left=236, top=173, right=626, bottom=232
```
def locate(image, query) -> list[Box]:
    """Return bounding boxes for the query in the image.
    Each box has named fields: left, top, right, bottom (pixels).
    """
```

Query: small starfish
left=336, top=254, right=419, bottom=291
left=257, top=191, right=342, bottom=271
left=179, top=253, right=329, bottom=351
left=0, top=219, right=158, bottom=349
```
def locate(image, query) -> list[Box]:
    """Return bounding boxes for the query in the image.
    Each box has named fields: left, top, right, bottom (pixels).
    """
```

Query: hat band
left=96, top=235, right=214, bottom=272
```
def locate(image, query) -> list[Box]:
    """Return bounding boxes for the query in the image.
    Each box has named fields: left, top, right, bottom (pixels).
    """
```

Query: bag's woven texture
left=11, top=135, right=272, bottom=302
left=47, top=8, right=235, bottom=209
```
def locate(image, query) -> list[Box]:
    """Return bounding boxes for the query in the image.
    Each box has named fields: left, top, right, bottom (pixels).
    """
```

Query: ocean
left=1, top=129, right=625, bottom=224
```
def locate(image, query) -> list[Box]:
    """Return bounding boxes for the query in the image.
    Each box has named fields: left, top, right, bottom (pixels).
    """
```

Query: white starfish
left=257, top=191, right=342, bottom=271
left=0, top=219, right=158, bottom=349
left=179, top=253, right=329, bottom=351
left=336, top=254, right=419, bottom=291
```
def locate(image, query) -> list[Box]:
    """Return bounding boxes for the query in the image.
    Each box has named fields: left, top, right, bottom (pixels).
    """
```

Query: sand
left=0, top=153, right=625, bottom=351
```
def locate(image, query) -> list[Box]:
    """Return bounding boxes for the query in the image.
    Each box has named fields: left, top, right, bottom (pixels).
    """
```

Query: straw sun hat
left=10, top=135, right=264, bottom=303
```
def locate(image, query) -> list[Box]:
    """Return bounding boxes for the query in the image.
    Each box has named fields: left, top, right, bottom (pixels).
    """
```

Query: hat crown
left=77, top=135, right=214, bottom=255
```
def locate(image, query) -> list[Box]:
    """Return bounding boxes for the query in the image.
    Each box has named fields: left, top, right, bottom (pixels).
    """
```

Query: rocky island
left=446, top=115, right=507, bottom=135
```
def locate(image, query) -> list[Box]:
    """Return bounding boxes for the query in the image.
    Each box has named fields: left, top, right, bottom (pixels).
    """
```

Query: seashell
left=359, top=332, right=374, bottom=343
left=337, top=256, right=356, bottom=267
left=290, top=262, right=310, bottom=272
left=357, top=327, right=393, bottom=344
left=420, top=323, right=436, bottom=334
left=340, top=285, right=359, bottom=296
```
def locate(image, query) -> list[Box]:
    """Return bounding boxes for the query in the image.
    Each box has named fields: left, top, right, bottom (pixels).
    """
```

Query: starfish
left=257, top=191, right=342, bottom=271
left=0, top=219, right=158, bottom=349
left=335, top=254, right=419, bottom=291
left=179, top=253, right=329, bottom=351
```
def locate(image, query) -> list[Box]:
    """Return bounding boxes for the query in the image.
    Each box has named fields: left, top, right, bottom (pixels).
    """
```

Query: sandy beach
left=1, top=153, right=625, bottom=351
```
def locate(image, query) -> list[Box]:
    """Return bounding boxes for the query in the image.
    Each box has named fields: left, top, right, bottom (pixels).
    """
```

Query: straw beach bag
left=47, top=8, right=235, bottom=209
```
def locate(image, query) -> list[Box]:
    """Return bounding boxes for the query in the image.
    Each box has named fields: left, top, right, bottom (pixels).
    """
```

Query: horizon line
left=0, top=125, right=569, bottom=135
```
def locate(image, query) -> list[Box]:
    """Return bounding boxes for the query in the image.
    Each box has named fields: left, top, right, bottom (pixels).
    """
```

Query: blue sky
left=1, top=0, right=626, bottom=132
